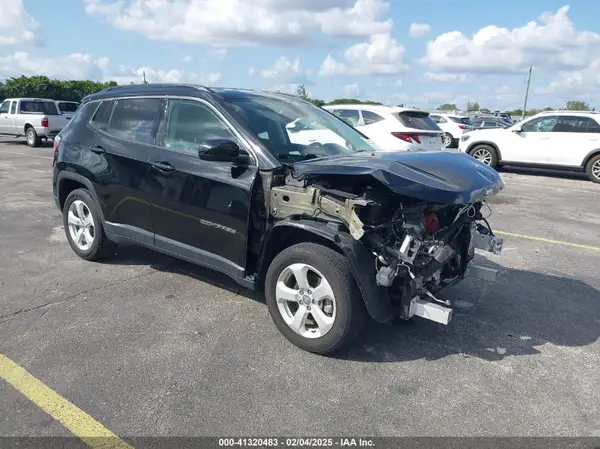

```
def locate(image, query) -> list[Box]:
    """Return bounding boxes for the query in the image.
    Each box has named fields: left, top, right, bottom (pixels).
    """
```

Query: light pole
left=521, top=65, right=533, bottom=121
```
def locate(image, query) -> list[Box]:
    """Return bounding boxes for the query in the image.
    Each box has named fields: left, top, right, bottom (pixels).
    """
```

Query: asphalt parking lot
left=1, top=137, right=599, bottom=440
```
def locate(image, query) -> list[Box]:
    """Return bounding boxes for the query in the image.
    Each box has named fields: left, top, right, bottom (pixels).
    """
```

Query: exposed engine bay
left=269, top=173, right=504, bottom=325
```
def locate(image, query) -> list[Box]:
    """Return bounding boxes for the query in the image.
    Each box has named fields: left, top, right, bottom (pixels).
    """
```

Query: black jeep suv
left=52, top=84, right=505, bottom=354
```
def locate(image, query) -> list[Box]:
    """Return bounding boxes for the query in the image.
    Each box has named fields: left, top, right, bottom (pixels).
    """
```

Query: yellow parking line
left=0, top=353, right=133, bottom=449
left=495, top=230, right=600, bottom=252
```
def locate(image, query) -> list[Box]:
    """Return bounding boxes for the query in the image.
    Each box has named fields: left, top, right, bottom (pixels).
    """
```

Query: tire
left=469, top=144, right=499, bottom=168
left=62, top=188, right=116, bottom=261
left=585, top=154, right=600, bottom=184
left=265, top=242, right=366, bottom=355
left=443, top=133, right=454, bottom=148
left=25, top=126, right=41, bottom=147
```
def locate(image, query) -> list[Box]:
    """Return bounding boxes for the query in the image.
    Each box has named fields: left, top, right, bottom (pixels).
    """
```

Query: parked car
left=53, top=84, right=505, bottom=354
left=459, top=110, right=600, bottom=183
left=56, top=101, right=80, bottom=117
left=470, top=118, right=511, bottom=129
left=0, top=98, right=71, bottom=147
left=322, top=104, right=445, bottom=152
left=429, top=113, right=472, bottom=148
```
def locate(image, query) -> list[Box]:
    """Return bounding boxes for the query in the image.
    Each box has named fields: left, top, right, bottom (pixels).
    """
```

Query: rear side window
left=10, top=102, right=17, bottom=114
left=587, top=118, right=600, bottom=133
left=361, top=110, right=384, bottom=125
left=332, top=109, right=359, bottom=126
left=394, top=112, right=441, bottom=131
left=91, top=101, right=114, bottom=130
left=19, top=100, right=59, bottom=115
left=106, top=98, right=161, bottom=144
left=553, top=116, right=594, bottom=133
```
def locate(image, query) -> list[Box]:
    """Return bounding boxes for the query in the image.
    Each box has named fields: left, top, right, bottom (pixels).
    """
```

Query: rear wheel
left=469, top=144, right=499, bottom=168
left=265, top=242, right=365, bottom=355
left=585, top=154, right=600, bottom=183
left=443, top=133, right=454, bottom=148
left=26, top=127, right=41, bottom=147
left=63, top=189, right=116, bottom=261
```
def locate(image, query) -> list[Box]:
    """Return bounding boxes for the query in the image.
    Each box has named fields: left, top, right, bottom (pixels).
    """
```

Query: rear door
left=394, top=111, right=444, bottom=150
left=545, top=116, right=600, bottom=166
left=146, top=97, right=258, bottom=274
left=85, top=97, right=161, bottom=243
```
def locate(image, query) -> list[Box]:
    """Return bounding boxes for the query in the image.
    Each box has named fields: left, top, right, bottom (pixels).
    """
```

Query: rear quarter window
left=90, top=101, right=114, bottom=130
left=19, top=100, right=59, bottom=115
left=394, top=112, right=441, bottom=131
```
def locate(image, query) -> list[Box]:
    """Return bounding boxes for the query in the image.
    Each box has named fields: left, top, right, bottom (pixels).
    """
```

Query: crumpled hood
left=291, top=150, right=505, bottom=204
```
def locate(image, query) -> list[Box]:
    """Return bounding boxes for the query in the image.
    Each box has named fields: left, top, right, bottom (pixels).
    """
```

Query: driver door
left=501, top=116, right=558, bottom=164
left=146, top=97, right=258, bottom=273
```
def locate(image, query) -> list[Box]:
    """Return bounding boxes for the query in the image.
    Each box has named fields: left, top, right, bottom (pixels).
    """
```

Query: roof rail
left=95, top=83, right=215, bottom=94
left=537, top=109, right=598, bottom=114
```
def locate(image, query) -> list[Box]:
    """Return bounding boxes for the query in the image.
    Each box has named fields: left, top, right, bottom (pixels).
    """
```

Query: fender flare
left=262, top=218, right=393, bottom=324
left=56, top=171, right=106, bottom=223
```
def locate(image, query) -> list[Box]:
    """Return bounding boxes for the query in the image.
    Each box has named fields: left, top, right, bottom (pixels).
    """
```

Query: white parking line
left=0, top=151, right=53, bottom=160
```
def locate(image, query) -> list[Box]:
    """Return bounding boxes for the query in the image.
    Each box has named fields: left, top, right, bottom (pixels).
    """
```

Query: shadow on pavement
left=499, top=165, right=589, bottom=182
left=104, top=246, right=600, bottom=363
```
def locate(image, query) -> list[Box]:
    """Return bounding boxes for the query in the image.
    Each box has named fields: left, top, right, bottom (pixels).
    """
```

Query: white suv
left=323, top=104, right=445, bottom=152
left=429, top=113, right=473, bottom=148
left=458, top=111, right=600, bottom=183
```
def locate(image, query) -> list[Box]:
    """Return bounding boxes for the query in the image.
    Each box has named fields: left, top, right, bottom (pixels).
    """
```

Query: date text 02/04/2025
left=218, top=438, right=375, bottom=447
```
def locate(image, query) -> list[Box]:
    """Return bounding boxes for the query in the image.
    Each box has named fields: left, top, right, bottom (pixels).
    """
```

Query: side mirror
left=198, top=139, right=240, bottom=162
left=512, top=126, right=523, bottom=133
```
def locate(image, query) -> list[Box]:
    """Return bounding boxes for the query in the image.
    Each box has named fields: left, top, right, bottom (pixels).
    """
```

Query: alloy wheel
left=67, top=200, right=95, bottom=251
left=443, top=134, right=452, bottom=147
left=27, top=129, right=35, bottom=146
left=593, top=159, right=600, bottom=181
left=275, top=263, right=336, bottom=339
left=472, top=148, right=493, bottom=165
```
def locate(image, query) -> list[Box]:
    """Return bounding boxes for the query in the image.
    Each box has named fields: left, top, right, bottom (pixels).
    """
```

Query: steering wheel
left=300, top=141, right=330, bottom=158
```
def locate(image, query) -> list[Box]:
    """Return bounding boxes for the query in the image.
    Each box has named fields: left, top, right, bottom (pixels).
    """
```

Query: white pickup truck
left=0, top=98, right=71, bottom=147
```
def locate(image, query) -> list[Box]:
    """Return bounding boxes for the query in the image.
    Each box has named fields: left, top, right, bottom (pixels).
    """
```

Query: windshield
left=222, top=94, right=378, bottom=161
left=58, top=102, right=79, bottom=113
left=448, top=116, right=473, bottom=126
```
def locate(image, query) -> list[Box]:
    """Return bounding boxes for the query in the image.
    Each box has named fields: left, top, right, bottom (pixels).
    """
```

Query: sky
left=1, top=0, right=600, bottom=111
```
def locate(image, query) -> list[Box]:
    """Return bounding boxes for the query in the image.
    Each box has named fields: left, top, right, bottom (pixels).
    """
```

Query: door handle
left=90, top=145, right=105, bottom=154
left=151, top=161, right=176, bottom=172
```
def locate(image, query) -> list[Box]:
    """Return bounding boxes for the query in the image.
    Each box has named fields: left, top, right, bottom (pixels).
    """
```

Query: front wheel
left=265, top=242, right=366, bottom=355
left=585, top=154, right=600, bottom=184
left=469, top=144, right=499, bottom=168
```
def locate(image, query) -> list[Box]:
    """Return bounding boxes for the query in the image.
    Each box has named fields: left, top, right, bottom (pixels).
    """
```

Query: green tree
left=0, top=76, right=117, bottom=102
left=326, top=98, right=382, bottom=106
left=565, top=100, right=590, bottom=111
left=466, top=101, right=481, bottom=111
left=438, top=103, right=457, bottom=110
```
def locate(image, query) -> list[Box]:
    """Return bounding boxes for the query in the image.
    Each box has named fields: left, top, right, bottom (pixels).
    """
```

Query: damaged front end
left=269, top=151, right=505, bottom=326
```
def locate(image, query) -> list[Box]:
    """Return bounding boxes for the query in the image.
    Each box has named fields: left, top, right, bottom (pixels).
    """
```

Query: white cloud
left=0, top=51, right=220, bottom=85
left=409, top=23, right=430, bottom=38
left=261, top=56, right=305, bottom=80
left=319, top=33, right=406, bottom=76
left=211, top=48, right=228, bottom=61
left=181, top=55, right=193, bottom=63
left=343, top=83, right=360, bottom=96
left=424, top=72, right=470, bottom=83
left=421, top=6, right=600, bottom=74
left=0, top=0, right=42, bottom=46
left=537, top=58, right=600, bottom=102
left=84, top=0, right=392, bottom=47
left=269, top=83, right=299, bottom=94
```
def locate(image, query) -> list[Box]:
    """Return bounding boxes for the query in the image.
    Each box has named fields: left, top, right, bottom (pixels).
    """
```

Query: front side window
left=163, top=99, right=236, bottom=153
left=222, top=95, right=376, bottom=161
left=0, top=101, right=11, bottom=114
left=521, top=116, right=558, bottom=132
left=106, top=98, right=161, bottom=144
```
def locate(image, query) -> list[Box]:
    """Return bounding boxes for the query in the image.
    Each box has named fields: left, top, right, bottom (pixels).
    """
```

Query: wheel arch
left=57, top=172, right=106, bottom=223
left=582, top=149, right=600, bottom=167
left=467, top=140, right=503, bottom=161
left=256, top=218, right=393, bottom=324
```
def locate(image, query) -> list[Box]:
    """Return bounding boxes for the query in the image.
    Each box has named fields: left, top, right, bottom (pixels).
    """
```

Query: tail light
left=423, top=213, right=440, bottom=233
left=458, top=124, right=468, bottom=130
left=52, top=135, right=61, bottom=165
left=392, top=132, right=421, bottom=143
left=41, top=117, right=49, bottom=128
